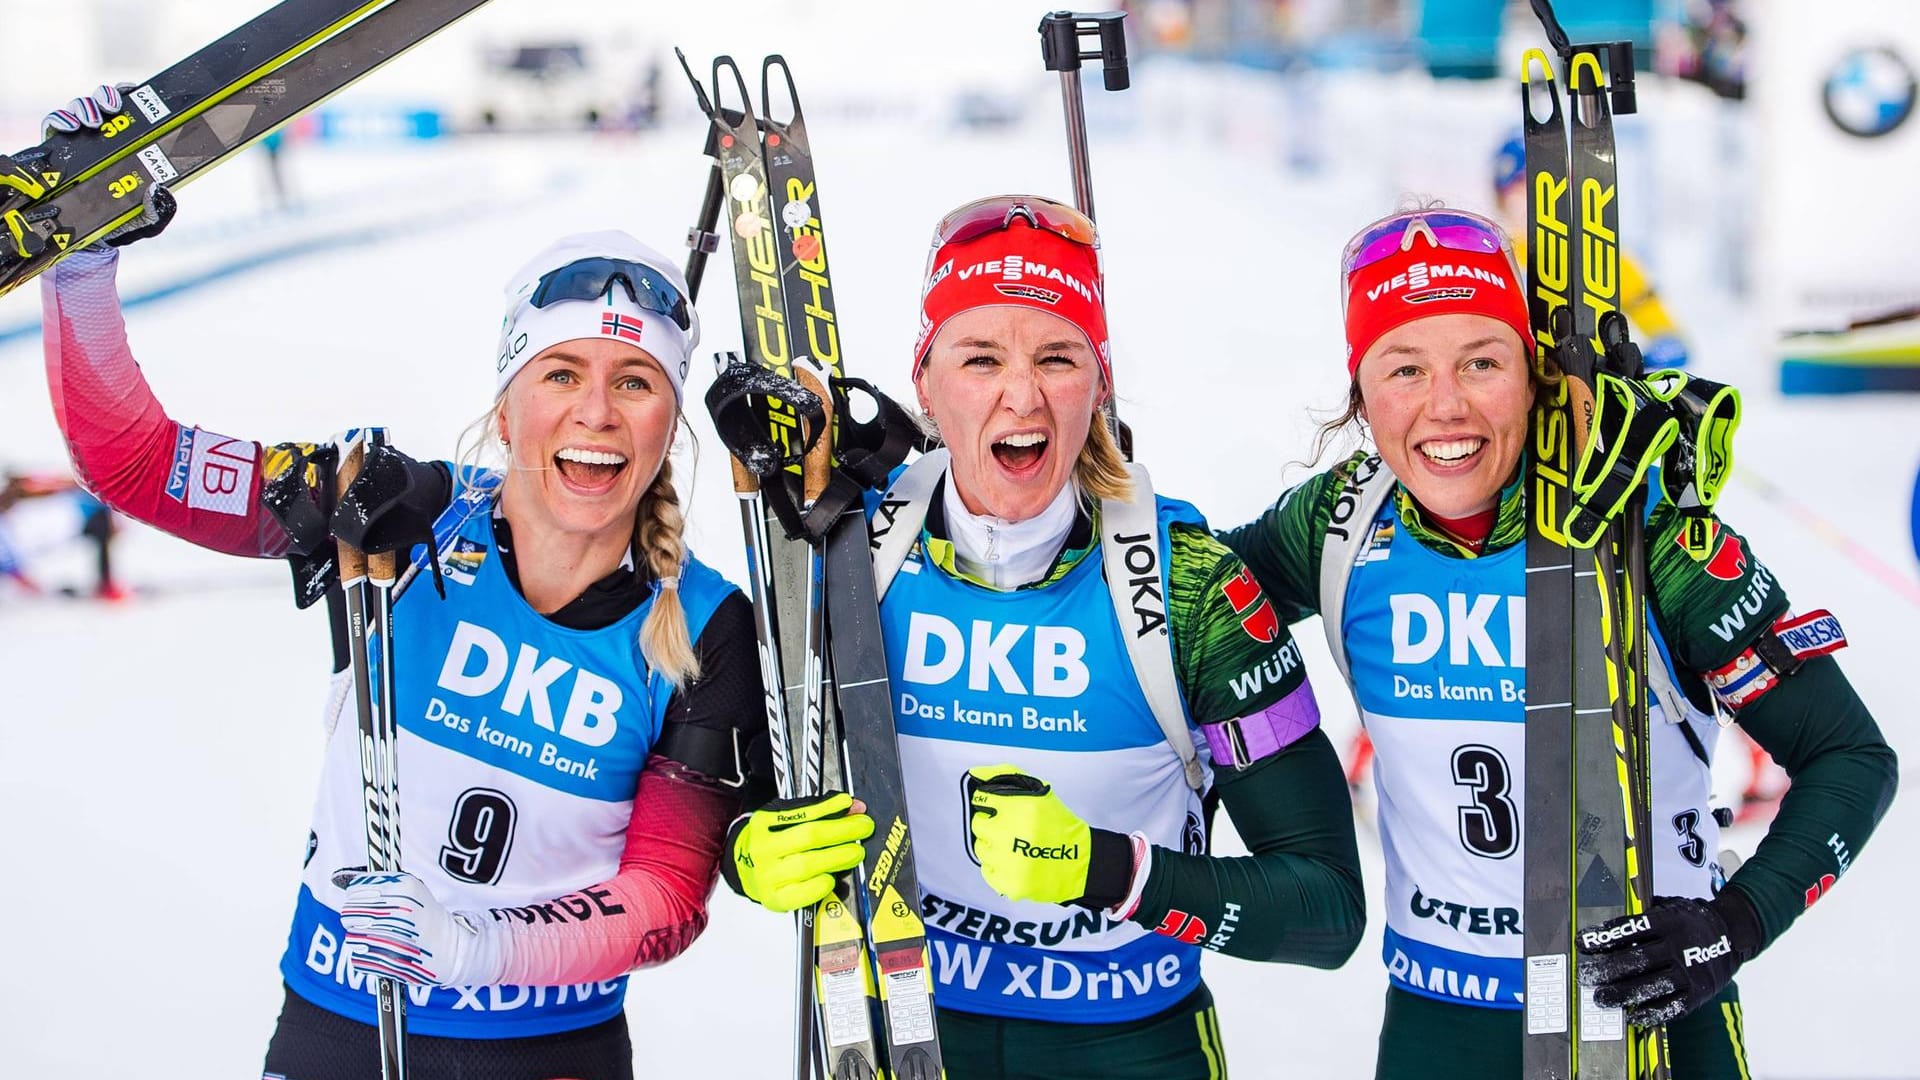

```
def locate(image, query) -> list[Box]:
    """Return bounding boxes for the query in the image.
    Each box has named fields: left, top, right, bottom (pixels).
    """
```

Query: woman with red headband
left=718, top=196, right=1365, bottom=1077
left=1219, top=205, right=1896, bottom=1078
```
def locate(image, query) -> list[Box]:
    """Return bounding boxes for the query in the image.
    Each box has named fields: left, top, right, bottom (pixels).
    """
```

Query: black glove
left=1576, top=891, right=1763, bottom=1025
left=330, top=439, right=444, bottom=557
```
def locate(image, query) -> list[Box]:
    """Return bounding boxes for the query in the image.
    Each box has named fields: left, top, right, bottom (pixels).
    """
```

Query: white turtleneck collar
left=940, top=476, right=1081, bottom=590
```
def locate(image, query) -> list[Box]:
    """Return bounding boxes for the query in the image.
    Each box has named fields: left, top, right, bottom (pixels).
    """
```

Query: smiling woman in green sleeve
left=1219, top=205, right=1897, bottom=1080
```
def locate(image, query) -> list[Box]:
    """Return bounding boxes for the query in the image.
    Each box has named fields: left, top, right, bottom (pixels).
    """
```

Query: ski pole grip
left=368, top=550, right=398, bottom=587
left=795, top=364, right=834, bottom=505
left=334, top=439, right=367, bottom=579
left=1040, top=11, right=1131, bottom=91
left=729, top=453, right=760, bottom=497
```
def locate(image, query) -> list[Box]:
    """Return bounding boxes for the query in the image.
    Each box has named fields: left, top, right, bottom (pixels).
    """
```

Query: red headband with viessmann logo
left=912, top=220, right=1111, bottom=385
left=1342, top=243, right=1532, bottom=377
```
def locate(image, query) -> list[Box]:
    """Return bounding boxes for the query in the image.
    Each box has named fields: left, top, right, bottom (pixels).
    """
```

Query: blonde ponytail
left=635, top=455, right=700, bottom=687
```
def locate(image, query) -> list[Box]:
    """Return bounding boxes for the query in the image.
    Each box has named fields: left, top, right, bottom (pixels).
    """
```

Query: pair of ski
left=1517, top=3, right=1737, bottom=1077
left=0, top=0, right=497, bottom=299
left=679, top=54, right=943, bottom=1080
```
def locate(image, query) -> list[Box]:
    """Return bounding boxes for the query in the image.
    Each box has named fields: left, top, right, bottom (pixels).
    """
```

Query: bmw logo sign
left=1823, top=46, right=1918, bottom=139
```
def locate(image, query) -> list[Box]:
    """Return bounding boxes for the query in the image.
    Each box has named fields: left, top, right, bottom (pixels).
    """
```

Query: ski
left=0, top=0, right=497, bottom=298
left=1562, top=43, right=1670, bottom=1080
left=766, top=58, right=943, bottom=1073
left=1520, top=48, right=1580, bottom=1080
left=681, top=53, right=882, bottom=1080
left=807, top=371, right=944, bottom=1080
left=1521, top=2, right=1668, bottom=1075
left=0, top=0, right=392, bottom=228
left=688, top=51, right=943, bottom=1079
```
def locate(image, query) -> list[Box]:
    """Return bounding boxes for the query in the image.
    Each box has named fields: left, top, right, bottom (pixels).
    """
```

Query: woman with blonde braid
left=40, top=92, right=767, bottom=1079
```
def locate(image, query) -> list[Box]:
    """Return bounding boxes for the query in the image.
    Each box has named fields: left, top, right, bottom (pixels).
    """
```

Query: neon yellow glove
left=721, top=792, right=873, bottom=913
left=966, top=765, right=1132, bottom=908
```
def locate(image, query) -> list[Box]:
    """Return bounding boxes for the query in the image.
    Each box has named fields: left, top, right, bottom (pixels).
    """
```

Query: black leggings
left=262, top=986, right=634, bottom=1080
left=1375, top=983, right=1751, bottom=1079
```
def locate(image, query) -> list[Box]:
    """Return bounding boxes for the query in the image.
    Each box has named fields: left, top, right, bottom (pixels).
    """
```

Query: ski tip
left=1522, top=48, right=1555, bottom=84
left=1569, top=51, right=1604, bottom=92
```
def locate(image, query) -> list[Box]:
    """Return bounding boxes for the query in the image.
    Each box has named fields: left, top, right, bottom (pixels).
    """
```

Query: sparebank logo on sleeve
left=163, top=427, right=255, bottom=515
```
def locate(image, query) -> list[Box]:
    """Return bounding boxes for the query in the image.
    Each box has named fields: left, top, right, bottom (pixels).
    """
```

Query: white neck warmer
left=940, top=476, right=1080, bottom=590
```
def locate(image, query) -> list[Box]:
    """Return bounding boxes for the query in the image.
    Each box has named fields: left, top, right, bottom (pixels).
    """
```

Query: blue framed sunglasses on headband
left=530, top=256, right=692, bottom=332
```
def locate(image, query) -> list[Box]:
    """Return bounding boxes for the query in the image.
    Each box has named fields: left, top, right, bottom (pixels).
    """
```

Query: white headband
left=495, top=231, right=700, bottom=401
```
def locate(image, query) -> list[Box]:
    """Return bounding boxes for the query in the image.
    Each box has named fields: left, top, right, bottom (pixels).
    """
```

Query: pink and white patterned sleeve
left=484, top=756, right=734, bottom=985
left=41, top=245, right=290, bottom=558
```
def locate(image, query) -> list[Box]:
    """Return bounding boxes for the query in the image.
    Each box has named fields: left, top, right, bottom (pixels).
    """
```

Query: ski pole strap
left=395, top=467, right=501, bottom=602
left=1566, top=371, right=1682, bottom=547
left=703, top=354, right=849, bottom=542
left=829, top=376, right=926, bottom=492
left=1566, top=370, right=1745, bottom=541
left=1650, top=372, right=1741, bottom=512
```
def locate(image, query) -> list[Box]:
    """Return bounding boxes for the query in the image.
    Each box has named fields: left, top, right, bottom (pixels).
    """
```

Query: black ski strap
left=704, top=357, right=922, bottom=544
left=830, top=375, right=927, bottom=491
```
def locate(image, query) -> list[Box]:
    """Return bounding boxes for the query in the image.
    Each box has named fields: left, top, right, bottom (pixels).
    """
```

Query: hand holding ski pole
left=335, top=869, right=505, bottom=988
left=967, top=765, right=1134, bottom=909
left=331, top=438, right=441, bottom=556
left=336, top=433, right=409, bottom=1079
left=722, top=793, right=874, bottom=913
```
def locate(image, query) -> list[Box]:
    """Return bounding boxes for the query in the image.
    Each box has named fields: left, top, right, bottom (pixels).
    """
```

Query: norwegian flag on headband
left=602, top=312, right=645, bottom=344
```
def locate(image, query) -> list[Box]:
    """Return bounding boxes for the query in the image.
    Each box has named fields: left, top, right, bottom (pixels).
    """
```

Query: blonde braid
left=636, top=455, right=700, bottom=687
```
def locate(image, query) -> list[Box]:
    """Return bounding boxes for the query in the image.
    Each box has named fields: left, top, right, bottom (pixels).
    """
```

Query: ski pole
left=335, top=432, right=409, bottom=1080
left=1038, top=10, right=1129, bottom=222
left=726, top=437, right=821, bottom=1080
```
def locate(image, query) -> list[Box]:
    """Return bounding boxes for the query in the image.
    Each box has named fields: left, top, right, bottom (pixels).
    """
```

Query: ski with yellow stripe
left=1519, top=0, right=1670, bottom=1074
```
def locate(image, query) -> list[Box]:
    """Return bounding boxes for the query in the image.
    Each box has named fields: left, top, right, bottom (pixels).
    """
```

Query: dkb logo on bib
left=435, top=621, right=623, bottom=746
left=902, top=612, right=1089, bottom=697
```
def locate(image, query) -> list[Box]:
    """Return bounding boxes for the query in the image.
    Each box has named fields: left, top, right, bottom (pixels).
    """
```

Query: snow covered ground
left=0, top=41, right=1913, bottom=1079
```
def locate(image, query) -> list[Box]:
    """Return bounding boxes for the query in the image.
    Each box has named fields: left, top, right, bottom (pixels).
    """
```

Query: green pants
left=1375, top=983, right=1751, bottom=1079
left=938, top=984, right=1228, bottom=1080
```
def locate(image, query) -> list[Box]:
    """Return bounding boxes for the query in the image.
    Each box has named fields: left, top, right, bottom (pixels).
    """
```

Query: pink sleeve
left=485, top=755, right=733, bottom=985
left=41, top=246, right=290, bottom=558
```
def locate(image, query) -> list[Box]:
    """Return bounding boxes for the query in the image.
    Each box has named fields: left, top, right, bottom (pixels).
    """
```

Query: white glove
left=333, top=869, right=505, bottom=988
left=44, top=83, right=137, bottom=137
